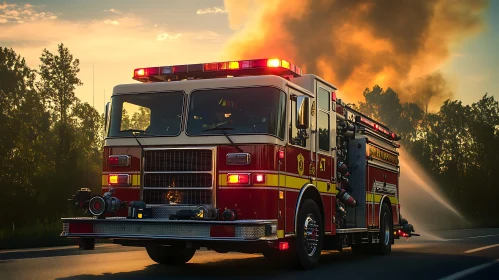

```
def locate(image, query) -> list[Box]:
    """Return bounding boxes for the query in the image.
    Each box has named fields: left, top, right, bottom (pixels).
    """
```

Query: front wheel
left=294, top=199, right=324, bottom=270
left=146, top=245, right=196, bottom=265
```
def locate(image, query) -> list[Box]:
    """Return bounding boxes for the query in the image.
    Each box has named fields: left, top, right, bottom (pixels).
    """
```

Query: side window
left=289, top=96, right=306, bottom=147
left=317, top=88, right=330, bottom=151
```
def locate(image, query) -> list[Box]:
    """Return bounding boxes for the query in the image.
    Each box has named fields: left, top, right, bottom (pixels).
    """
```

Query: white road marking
left=0, top=244, right=117, bottom=254
left=441, top=233, right=499, bottom=241
left=465, top=244, right=499, bottom=254
left=438, top=259, right=499, bottom=280
left=468, top=234, right=499, bottom=239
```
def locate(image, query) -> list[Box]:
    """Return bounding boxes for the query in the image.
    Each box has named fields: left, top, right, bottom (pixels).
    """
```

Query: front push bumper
left=61, top=217, right=279, bottom=242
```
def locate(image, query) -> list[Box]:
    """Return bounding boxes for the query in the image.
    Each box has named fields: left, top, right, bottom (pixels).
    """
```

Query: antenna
left=92, top=64, right=95, bottom=108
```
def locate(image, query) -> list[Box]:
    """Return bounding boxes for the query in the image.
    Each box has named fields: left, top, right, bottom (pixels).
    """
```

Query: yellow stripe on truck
left=365, top=193, right=399, bottom=204
left=218, top=173, right=337, bottom=194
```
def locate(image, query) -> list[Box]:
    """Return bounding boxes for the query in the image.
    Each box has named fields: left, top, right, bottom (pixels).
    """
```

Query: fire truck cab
left=63, top=58, right=416, bottom=270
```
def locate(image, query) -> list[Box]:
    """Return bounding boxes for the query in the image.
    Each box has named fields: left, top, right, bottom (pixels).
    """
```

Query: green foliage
left=0, top=44, right=102, bottom=231
left=359, top=86, right=499, bottom=227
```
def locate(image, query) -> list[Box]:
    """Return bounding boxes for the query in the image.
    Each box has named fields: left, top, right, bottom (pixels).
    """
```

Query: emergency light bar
left=355, top=115, right=401, bottom=141
left=132, top=58, right=302, bottom=82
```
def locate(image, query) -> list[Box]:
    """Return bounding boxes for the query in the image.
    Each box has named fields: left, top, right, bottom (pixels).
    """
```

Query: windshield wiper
left=203, top=124, right=243, bottom=152
left=119, top=129, right=162, bottom=137
left=120, top=129, right=146, bottom=134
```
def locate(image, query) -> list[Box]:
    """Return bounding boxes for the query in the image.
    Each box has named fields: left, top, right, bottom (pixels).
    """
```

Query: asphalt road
left=1, top=228, right=498, bottom=280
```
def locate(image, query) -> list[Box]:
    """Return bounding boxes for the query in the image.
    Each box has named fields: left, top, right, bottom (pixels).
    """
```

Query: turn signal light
left=227, top=174, right=250, bottom=185
left=108, top=174, right=131, bottom=186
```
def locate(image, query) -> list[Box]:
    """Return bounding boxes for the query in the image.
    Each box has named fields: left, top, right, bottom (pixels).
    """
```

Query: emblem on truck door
left=297, top=153, right=304, bottom=177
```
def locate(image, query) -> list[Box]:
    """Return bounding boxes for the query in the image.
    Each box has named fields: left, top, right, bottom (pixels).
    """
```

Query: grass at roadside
left=0, top=218, right=76, bottom=250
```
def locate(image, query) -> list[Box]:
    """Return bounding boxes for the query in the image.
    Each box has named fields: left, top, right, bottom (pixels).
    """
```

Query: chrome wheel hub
left=303, top=214, right=319, bottom=256
left=383, top=213, right=390, bottom=246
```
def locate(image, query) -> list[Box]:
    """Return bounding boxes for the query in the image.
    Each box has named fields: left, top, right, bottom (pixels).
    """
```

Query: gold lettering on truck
left=367, top=145, right=398, bottom=165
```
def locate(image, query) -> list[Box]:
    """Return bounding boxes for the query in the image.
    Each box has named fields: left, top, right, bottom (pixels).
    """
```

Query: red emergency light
left=356, top=116, right=401, bottom=141
left=132, top=58, right=302, bottom=83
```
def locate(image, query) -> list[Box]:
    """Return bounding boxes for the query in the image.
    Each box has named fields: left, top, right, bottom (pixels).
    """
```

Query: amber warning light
left=133, top=58, right=302, bottom=83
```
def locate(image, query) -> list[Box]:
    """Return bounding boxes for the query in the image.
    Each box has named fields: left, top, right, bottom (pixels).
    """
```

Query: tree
left=0, top=47, right=51, bottom=226
left=37, top=44, right=83, bottom=177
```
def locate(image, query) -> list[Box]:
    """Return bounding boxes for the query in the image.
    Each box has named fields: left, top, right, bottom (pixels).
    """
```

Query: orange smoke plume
left=222, top=0, right=489, bottom=105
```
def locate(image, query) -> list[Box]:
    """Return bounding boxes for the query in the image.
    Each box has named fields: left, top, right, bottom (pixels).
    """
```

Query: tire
left=294, top=199, right=324, bottom=270
left=373, top=203, right=392, bottom=255
left=79, top=238, right=95, bottom=250
left=146, top=245, right=196, bottom=265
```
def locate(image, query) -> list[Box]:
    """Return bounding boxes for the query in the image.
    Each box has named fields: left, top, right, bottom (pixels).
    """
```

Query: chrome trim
left=218, top=186, right=279, bottom=191
left=61, top=233, right=278, bottom=241
left=226, top=153, right=251, bottom=165
left=61, top=217, right=278, bottom=224
left=144, top=171, right=212, bottom=174
left=374, top=181, right=397, bottom=196
left=140, top=187, right=213, bottom=190
left=143, top=146, right=217, bottom=151
left=108, top=155, right=132, bottom=167
left=108, top=174, right=131, bottom=186
left=103, top=171, right=140, bottom=175
left=294, top=183, right=320, bottom=234
left=336, top=228, right=368, bottom=233
left=371, top=180, right=376, bottom=227
left=226, top=173, right=252, bottom=186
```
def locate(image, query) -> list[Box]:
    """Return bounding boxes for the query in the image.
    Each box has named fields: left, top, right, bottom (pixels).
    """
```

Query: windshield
left=108, top=91, right=184, bottom=137
left=187, top=86, right=286, bottom=139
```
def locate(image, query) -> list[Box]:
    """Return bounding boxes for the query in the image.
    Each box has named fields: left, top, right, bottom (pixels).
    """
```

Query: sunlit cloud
left=103, top=8, right=120, bottom=14
left=196, top=7, right=227, bottom=15
left=0, top=2, right=57, bottom=24
left=104, top=19, right=119, bottom=25
left=156, top=32, right=182, bottom=41
left=0, top=8, right=227, bottom=113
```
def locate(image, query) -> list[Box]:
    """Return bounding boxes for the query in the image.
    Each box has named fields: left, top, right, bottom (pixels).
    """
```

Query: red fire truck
left=64, top=58, right=417, bottom=270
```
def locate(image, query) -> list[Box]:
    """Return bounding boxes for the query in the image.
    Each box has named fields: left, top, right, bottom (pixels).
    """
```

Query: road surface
left=1, top=228, right=498, bottom=280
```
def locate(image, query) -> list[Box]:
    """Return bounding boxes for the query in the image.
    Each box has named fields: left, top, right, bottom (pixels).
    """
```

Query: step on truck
left=64, top=58, right=417, bottom=270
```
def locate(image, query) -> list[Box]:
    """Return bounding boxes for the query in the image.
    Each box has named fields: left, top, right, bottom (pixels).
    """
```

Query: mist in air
left=398, top=149, right=469, bottom=240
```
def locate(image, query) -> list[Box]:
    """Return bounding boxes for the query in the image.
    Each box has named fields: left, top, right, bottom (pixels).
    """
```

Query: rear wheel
left=294, top=199, right=323, bottom=270
left=373, top=203, right=392, bottom=255
left=146, top=245, right=196, bottom=265
left=79, top=238, right=95, bottom=250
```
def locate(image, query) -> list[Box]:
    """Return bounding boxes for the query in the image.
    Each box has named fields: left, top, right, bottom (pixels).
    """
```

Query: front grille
left=145, top=149, right=212, bottom=172
left=142, top=148, right=214, bottom=205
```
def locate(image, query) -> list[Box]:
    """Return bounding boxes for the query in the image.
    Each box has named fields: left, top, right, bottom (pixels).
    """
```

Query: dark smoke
left=223, top=0, right=489, bottom=105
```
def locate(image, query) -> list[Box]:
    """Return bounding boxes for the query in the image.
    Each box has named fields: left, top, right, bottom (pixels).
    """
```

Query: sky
left=0, top=0, right=498, bottom=114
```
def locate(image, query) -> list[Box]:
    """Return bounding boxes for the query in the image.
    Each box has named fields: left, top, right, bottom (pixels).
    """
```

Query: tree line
left=357, top=85, right=499, bottom=227
left=0, top=44, right=103, bottom=229
left=1, top=43, right=497, bottom=230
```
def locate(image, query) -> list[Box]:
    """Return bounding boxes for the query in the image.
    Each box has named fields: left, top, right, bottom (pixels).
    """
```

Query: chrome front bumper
left=61, top=217, right=278, bottom=242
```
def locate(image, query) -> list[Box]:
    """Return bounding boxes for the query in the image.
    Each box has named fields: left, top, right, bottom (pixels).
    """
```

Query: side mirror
left=296, top=96, right=309, bottom=129
left=104, top=102, right=110, bottom=133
